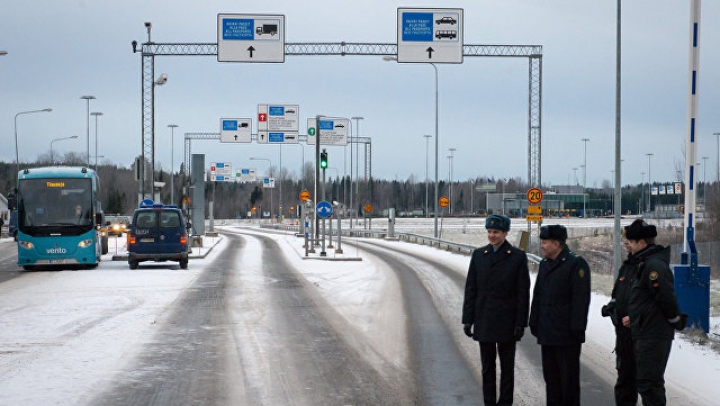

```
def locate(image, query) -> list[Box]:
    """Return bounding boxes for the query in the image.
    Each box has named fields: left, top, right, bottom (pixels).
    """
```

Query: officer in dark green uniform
left=623, top=219, right=686, bottom=406
left=529, top=224, right=591, bottom=406
left=462, top=214, right=530, bottom=406
left=602, top=238, right=638, bottom=406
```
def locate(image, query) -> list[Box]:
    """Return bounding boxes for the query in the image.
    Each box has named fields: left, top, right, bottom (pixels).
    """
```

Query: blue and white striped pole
left=682, top=0, right=701, bottom=268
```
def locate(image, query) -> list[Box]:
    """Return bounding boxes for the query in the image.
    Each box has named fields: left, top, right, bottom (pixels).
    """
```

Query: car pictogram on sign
left=435, top=16, right=457, bottom=25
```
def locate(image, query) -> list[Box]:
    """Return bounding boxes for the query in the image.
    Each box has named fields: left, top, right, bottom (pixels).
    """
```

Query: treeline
left=2, top=157, right=719, bottom=233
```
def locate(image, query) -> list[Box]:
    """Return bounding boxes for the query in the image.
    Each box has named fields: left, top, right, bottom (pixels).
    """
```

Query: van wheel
left=179, top=259, right=188, bottom=270
left=129, top=260, right=138, bottom=270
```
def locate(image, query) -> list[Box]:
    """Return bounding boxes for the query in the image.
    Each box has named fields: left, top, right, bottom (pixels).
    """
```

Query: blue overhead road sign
left=316, top=200, right=333, bottom=219
left=397, top=8, right=464, bottom=63
left=217, top=14, right=285, bottom=63
left=269, top=132, right=285, bottom=143
left=401, top=12, right=434, bottom=42
left=222, top=19, right=254, bottom=40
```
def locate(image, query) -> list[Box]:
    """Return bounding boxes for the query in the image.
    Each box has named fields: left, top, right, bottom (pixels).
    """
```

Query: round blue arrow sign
left=316, top=200, right=333, bottom=219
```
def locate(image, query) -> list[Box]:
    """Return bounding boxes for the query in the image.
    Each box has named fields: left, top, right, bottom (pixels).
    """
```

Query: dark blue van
left=127, top=201, right=189, bottom=269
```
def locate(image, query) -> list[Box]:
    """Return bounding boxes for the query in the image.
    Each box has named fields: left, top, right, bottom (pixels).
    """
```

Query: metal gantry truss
left=136, top=41, right=542, bottom=188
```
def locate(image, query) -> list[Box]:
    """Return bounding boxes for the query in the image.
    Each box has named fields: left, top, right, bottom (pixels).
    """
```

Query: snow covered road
left=0, top=225, right=718, bottom=405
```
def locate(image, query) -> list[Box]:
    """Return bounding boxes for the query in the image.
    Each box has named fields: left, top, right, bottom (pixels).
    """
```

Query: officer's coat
left=462, top=240, right=530, bottom=343
left=529, top=245, right=591, bottom=346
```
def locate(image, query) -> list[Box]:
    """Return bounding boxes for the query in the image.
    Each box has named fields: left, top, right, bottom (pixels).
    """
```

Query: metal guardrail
left=262, top=224, right=542, bottom=265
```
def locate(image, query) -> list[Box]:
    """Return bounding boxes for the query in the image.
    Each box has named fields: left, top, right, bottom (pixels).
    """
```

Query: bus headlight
left=19, top=241, right=34, bottom=250
left=78, top=239, right=94, bottom=248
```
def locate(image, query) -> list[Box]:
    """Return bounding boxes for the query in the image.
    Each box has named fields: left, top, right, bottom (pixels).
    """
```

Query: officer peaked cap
left=624, top=219, right=657, bottom=240
left=485, top=214, right=510, bottom=231
left=539, top=224, right=567, bottom=241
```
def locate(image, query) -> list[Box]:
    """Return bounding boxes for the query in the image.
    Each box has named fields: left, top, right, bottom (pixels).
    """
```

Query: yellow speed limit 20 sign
left=526, top=187, right=543, bottom=204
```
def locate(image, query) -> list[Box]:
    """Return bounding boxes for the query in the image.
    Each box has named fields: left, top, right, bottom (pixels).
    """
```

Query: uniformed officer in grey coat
left=529, top=224, right=591, bottom=406
left=462, top=214, right=530, bottom=406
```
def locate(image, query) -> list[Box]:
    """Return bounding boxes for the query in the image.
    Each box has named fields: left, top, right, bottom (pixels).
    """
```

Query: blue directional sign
left=316, top=200, right=333, bottom=219
left=217, top=14, right=285, bottom=63
left=401, top=12, right=434, bottom=42
left=269, top=132, right=284, bottom=143
left=397, top=8, right=464, bottom=63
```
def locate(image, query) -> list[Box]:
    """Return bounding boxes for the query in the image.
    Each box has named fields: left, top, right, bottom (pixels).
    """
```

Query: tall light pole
left=279, top=144, right=283, bottom=221
left=640, top=172, right=645, bottom=215
left=582, top=138, right=590, bottom=217
left=431, top=63, right=439, bottom=237
left=448, top=147, right=456, bottom=215
left=168, top=124, right=179, bottom=205
left=15, top=108, right=52, bottom=176
left=351, top=116, right=364, bottom=225
left=702, top=156, right=708, bottom=202
left=80, top=96, right=95, bottom=166
left=714, top=132, right=720, bottom=183
left=646, top=153, right=654, bottom=213
left=150, top=74, right=167, bottom=200
left=250, top=157, right=273, bottom=219
left=424, top=134, right=431, bottom=217
left=50, top=135, right=78, bottom=164
left=612, top=0, right=624, bottom=274
left=90, top=111, right=103, bottom=170
left=572, top=167, right=578, bottom=185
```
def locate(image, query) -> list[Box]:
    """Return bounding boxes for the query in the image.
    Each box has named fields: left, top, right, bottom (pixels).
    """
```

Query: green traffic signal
left=320, top=151, right=328, bottom=169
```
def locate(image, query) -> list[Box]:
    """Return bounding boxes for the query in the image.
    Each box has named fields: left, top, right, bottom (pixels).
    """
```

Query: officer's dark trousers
left=635, top=338, right=672, bottom=406
left=614, top=329, right=638, bottom=406
left=540, top=344, right=581, bottom=406
left=480, top=341, right=516, bottom=406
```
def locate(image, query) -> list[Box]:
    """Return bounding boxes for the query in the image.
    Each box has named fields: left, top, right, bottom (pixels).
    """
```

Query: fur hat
left=485, top=214, right=510, bottom=231
left=624, top=219, right=657, bottom=240
left=539, top=224, right=567, bottom=241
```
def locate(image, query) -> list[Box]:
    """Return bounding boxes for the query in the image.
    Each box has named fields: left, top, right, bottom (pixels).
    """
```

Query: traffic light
left=320, top=150, right=328, bottom=169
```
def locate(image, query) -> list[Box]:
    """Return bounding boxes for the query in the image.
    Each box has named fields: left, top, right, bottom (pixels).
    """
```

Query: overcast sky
left=2, top=0, right=720, bottom=189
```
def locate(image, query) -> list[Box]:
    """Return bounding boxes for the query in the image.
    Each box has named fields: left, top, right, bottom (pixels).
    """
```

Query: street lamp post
left=640, top=172, right=645, bottom=215
left=279, top=144, right=283, bottom=221
left=150, top=74, right=167, bottom=200
left=50, top=135, right=79, bottom=164
left=714, top=132, right=720, bottom=183
left=424, top=134, right=431, bottom=217
left=351, top=116, right=364, bottom=226
left=91, top=112, right=103, bottom=170
left=250, top=157, right=273, bottom=220
left=702, top=156, right=708, bottom=203
left=582, top=138, right=590, bottom=218
left=610, top=169, right=615, bottom=215
left=646, top=153, right=654, bottom=213
left=431, top=63, right=439, bottom=237
left=168, top=124, right=179, bottom=205
left=15, top=108, right=52, bottom=176
left=80, top=96, right=95, bottom=166
left=448, top=148, right=456, bottom=215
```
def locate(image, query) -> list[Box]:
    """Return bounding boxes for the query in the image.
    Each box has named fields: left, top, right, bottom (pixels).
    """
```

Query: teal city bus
left=16, top=166, right=104, bottom=270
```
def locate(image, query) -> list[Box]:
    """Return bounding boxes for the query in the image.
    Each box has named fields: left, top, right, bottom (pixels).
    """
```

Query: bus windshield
left=18, top=178, right=94, bottom=235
